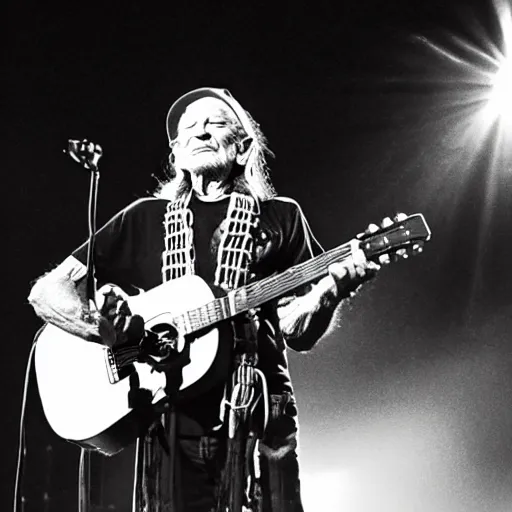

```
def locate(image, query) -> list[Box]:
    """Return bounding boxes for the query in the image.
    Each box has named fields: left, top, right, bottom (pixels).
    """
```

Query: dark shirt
left=72, top=193, right=322, bottom=434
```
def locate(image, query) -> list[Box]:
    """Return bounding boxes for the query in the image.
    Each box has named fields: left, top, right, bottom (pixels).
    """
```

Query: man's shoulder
left=124, top=196, right=168, bottom=211
left=261, top=196, right=305, bottom=218
left=100, top=197, right=168, bottom=230
left=118, top=196, right=169, bottom=217
left=264, top=195, right=301, bottom=206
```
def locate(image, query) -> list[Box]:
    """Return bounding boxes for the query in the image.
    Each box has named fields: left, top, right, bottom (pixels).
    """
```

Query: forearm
left=28, top=259, right=102, bottom=342
left=280, top=240, right=379, bottom=351
left=281, top=276, right=343, bottom=352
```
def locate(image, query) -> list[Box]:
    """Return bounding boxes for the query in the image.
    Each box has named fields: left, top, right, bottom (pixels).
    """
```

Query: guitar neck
left=174, top=243, right=353, bottom=335
left=242, top=243, right=353, bottom=310
left=173, top=213, right=431, bottom=334
left=170, top=212, right=431, bottom=336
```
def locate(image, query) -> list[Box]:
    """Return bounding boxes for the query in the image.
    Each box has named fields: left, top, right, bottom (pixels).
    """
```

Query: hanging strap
left=216, top=310, right=269, bottom=512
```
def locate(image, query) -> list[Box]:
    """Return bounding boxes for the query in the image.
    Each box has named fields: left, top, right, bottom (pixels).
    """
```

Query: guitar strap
left=161, top=191, right=195, bottom=282
left=212, top=192, right=259, bottom=291
left=161, top=189, right=259, bottom=289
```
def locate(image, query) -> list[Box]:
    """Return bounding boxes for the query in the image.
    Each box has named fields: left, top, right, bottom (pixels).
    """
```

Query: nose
left=195, top=132, right=211, bottom=141
left=189, top=121, right=212, bottom=141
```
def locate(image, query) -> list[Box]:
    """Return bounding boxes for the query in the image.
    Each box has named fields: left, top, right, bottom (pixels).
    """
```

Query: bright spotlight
left=484, top=0, right=512, bottom=129
left=487, top=55, right=512, bottom=127
left=405, top=0, right=512, bottom=304
left=419, top=0, right=512, bottom=148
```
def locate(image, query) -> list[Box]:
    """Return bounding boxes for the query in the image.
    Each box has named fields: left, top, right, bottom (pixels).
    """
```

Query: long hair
left=153, top=110, right=276, bottom=202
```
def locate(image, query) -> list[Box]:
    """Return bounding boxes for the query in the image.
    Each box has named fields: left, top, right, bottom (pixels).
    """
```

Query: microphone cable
left=13, top=330, right=42, bottom=512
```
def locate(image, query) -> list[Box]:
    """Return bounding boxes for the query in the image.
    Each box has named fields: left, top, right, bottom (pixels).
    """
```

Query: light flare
left=481, top=0, right=512, bottom=130
left=487, top=55, right=512, bottom=128
left=410, top=0, right=512, bottom=314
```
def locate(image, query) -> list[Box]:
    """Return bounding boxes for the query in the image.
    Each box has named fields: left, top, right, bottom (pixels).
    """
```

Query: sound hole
left=146, top=322, right=180, bottom=357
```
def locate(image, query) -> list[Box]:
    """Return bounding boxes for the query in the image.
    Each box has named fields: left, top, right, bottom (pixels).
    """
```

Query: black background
left=5, top=0, right=512, bottom=510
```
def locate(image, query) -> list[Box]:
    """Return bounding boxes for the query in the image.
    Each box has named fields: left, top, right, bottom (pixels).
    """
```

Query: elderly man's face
left=172, top=97, right=242, bottom=177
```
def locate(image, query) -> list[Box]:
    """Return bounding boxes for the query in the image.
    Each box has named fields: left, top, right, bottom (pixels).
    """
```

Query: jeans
left=172, top=392, right=304, bottom=512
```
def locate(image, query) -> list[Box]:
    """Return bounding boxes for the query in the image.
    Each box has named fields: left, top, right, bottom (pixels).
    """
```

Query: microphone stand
left=85, top=161, right=100, bottom=310
left=65, top=139, right=103, bottom=512
left=64, top=139, right=103, bottom=310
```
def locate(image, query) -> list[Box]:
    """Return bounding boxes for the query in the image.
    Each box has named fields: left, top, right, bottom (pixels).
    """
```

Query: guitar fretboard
left=172, top=242, right=353, bottom=335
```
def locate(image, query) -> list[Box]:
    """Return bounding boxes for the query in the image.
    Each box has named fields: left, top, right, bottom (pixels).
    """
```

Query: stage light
left=484, top=2, right=512, bottom=130
left=492, top=58, right=512, bottom=109
left=412, top=0, right=512, bottom=208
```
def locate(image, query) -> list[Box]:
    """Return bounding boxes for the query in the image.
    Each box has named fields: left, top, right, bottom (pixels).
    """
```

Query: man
left=28, top=87, right=379, bottom=512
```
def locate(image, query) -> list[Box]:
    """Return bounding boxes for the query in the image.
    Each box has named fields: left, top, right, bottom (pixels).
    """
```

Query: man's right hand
left=97, top=286, right=145, bottom=348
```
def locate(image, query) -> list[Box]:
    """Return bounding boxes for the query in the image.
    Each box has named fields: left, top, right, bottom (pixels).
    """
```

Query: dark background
left=4, top=0, right=512, bottom=510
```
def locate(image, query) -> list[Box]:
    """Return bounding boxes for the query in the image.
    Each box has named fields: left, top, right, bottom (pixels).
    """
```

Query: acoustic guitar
left=34, top=213, right=431, bottom=455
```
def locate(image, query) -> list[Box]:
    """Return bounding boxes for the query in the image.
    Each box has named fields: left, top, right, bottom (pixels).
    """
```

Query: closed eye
left=208, top=117, right=230, bottom=127
left=180, top=121, right=197, bottom=130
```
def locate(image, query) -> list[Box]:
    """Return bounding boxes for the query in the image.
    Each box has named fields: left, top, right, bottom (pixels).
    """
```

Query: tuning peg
left=394, top=212, right=408, bottom=222
left=412, top=243, right=424, bottom=254
left=396, top=248, right=408, bottom=259
left=381, top=217, right=393, bottom=228
left=356, top=223, right=380, bottom=239
left=378, top=254, right=391, bottom=264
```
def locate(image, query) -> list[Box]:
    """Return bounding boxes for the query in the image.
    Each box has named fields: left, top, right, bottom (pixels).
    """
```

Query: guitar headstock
left=359, top=213, right=431, bottom=265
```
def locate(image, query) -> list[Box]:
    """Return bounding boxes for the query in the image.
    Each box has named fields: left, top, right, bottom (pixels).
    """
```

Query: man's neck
left=190, top=172, right=230, bottom=202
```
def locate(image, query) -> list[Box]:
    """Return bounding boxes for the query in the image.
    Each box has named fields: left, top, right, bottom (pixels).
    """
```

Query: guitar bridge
left=104, top=347, right=120, bottom=384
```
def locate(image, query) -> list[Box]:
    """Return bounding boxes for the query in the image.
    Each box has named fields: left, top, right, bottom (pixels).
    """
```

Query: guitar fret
left=216, top=304, right=223, bottom=322
left=186, top=310, right=199, bottom=331
left=206, top=302, right=217, bottom=325
left=245, top=245, right=352, bottom=308
left=182, top=311, right=192, bottom=333
left=233, top=288, right=247, bottom=313
left=191, top=308, right=204, bottom=330
left=218, top=296, right=230, bottom=320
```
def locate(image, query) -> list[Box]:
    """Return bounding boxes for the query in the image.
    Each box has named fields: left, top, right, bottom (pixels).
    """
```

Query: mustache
left=191, top=146, right=216, bottom=153
left=188, top=141, right=218, bottom=151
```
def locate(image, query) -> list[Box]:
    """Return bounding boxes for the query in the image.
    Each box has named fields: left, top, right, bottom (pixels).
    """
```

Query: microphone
left=64, top=138, right=103, bottom=170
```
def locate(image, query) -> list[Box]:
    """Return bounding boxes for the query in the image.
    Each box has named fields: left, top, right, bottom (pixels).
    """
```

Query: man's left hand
left=277, top=236, right=380, bottom=342
left=327, top=240, right=380, bottom=301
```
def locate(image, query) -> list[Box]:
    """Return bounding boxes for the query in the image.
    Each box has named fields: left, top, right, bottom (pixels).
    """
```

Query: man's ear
left=235, top=137, right=253, bottom=166
left=168, top=141, right=177, bottom=164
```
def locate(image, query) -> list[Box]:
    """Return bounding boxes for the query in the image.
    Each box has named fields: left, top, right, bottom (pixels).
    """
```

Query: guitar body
left=34, top=275, right=231, bottom=455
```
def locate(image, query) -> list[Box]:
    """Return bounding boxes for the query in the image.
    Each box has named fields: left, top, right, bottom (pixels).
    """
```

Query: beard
left=178, top=152, right=234, bottom=180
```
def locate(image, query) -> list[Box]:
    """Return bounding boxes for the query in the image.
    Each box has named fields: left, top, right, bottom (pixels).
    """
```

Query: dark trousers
left=172, top=392, right=304, bottom=512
